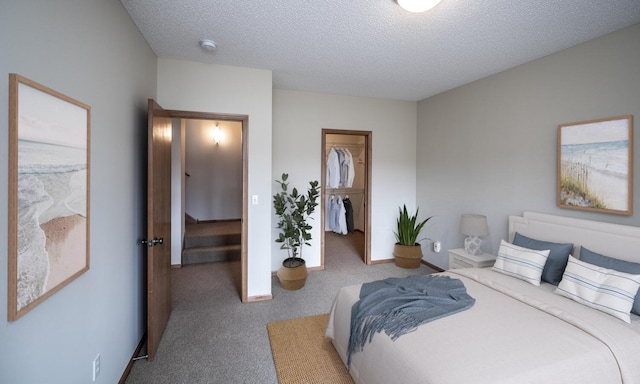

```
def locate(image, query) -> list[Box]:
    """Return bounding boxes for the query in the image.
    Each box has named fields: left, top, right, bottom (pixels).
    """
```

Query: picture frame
left=557, top=115, right=633, bottom=216
left=8, top=74, right=91, bottom=321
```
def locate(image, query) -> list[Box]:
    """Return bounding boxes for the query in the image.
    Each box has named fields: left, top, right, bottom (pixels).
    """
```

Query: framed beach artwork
left=8, top=74, right=90, bottom=321
left=557, top=115, right=633, bottom=216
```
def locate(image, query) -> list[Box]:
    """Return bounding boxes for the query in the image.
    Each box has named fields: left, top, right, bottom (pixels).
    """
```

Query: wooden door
left=146, top=99, right=172, bottom=361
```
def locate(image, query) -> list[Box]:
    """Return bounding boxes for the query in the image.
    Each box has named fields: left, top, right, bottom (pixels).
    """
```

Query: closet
left=321, top=129, right=371, bottom=266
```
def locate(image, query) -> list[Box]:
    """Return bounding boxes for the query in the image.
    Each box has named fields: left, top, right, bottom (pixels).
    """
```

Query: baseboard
left=369, top=258, right=393, bottom=265
left=368, top=258, right=444, bottom=272
left=246, top=294, right=273, bottom=302
left=118, top=333, right=146, bottom=384
left=421, top=259, right=445, bottom=272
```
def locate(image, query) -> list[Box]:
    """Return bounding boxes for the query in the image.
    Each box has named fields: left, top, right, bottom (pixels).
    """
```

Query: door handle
left=140, top=237, right=164, bottom=247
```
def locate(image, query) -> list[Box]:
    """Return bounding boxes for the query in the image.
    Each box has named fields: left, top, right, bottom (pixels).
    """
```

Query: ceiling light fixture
left=396, top=0, right=442, bottom=13
left=199, top=39, right=217, bottom=51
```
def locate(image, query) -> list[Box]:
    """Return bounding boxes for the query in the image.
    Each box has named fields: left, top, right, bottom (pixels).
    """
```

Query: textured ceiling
left=120, top=0, right=640, bottom=101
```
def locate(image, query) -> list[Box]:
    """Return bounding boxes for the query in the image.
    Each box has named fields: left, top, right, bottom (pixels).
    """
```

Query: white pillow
left=492, top=240, right=550, bottom=286
left=555, top=255, right=640, bottom=323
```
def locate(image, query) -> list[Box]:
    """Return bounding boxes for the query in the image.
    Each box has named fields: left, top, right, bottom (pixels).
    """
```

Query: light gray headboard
left=508, top=211, right=640, bottom=263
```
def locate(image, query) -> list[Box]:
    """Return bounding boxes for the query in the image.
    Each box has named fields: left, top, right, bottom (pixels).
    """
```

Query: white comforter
left=326, top=268, right=640, bottom=384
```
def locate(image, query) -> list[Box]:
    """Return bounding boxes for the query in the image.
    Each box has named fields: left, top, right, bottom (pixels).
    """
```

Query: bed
left=325, top=212, right=640, bottom=384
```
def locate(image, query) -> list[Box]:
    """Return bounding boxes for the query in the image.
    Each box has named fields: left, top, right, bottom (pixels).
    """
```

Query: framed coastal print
left=557, top=115, right=633, bottom=215
left=8, top=74, right=91, bottom=321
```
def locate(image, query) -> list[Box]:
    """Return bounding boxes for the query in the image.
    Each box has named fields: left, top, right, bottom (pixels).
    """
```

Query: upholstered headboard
left=508, top=212, right=640, bottom=263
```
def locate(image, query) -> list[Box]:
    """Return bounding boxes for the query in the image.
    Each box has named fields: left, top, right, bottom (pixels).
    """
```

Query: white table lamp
left=459, top=214, right=489, bottom=256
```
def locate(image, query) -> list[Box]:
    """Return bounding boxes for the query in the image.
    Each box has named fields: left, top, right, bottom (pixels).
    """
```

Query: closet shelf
left=326, top=142, right=365, bottom=157
left=326, top=141, right=364, bottom=149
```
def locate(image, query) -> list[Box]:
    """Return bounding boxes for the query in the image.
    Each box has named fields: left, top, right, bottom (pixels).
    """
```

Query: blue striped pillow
left=555, top=255, right=640, bottom=323
left=492, top=240, right=550, bottom=286
left=579, top=247, right=640, bottom=316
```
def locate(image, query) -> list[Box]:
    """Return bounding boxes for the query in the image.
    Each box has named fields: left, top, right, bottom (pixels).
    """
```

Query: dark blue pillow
left=512, top=233, right=573, bottom=285
left=580, top=246, right=640, bottom=316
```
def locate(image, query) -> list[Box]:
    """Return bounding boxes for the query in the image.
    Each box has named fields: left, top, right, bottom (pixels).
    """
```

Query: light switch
left=252, top=195, right=259, bottom=205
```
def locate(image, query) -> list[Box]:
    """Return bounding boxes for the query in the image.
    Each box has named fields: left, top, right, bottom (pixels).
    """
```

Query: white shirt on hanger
left=325, top=195, right=334, bottom=231
left=344, top=148, right=355, bottom=188
left=329, top=195, right=341, bottom=232
left=326, top=148, right=340, bottom=188
left=337, top=197, right=348, bottom=235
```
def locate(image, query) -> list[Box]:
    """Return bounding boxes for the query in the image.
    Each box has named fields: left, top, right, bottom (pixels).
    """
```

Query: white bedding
left=326, top=268, right=640, bottom=384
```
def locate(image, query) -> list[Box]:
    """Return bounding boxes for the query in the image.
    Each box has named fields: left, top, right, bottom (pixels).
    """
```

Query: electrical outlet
left=93, top=354, right=101, bottom=382
left=433, top=241, right=441, bottom=253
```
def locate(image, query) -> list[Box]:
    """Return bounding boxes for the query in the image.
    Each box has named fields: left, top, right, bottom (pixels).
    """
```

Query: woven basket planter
left=393, top=244, right=423, bottom=269
left=277, top=258, right=308, bottom=290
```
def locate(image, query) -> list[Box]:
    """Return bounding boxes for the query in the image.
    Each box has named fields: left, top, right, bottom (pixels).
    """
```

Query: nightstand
left=448, top=248, right=496, bottom=269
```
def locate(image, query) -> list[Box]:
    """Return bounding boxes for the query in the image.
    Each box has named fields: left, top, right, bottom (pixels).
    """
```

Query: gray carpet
left=125, top=232, right=437, bottom=384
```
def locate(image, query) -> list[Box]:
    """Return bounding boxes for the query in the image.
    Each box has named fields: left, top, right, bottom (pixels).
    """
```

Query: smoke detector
left=199, top=39, right=217, bottom=51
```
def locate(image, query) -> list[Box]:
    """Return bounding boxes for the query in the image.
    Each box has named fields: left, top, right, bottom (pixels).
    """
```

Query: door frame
left=321, top=129, right=372, bottom=266
left=167, top=109, right=249, bottom=302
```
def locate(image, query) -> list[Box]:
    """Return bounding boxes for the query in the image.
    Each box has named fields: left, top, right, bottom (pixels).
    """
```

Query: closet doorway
left=321, top=129, right=372, bottom=266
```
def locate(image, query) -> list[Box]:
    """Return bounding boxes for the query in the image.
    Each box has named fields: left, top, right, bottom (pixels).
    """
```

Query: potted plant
left=273, top=173, right=320, bottom=290
left=393, top=205, right=431, bottom=269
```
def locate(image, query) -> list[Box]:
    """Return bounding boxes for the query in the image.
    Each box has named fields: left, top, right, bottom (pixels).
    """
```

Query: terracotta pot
left=277, top=258, right=308, bottom=290
left=393, top=243, right=423, bottom=269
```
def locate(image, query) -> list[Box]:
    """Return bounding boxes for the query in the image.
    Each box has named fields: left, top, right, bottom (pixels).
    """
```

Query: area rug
left=267, top=313, right=354, bottom=384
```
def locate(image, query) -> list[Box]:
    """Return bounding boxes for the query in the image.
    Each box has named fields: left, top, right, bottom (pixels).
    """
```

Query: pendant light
left=396, top=0, right=442, bottom=13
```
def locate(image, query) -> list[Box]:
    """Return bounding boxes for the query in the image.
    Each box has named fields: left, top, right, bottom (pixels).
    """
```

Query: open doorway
left=183, top=119, right=242, bottom=227
left=169, top=110, right=249, bottom=302
left=321, top=129, right=372, bottom=267
left=181, top=119, right=242, bottom=271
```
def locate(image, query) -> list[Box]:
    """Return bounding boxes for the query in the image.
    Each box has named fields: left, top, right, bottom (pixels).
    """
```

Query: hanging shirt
left=344, top=148, right=355, bottom=188
left=337, top=197, right=348, bottom=235
left=326, top=148, right=340, bottom=188
left=325, top=195, right=334, bottom=231
left=336, top=149, right=346, bottom=187
left=330, top=196, right=341, bottom=232
left=343, top=197, right=354, bottom=233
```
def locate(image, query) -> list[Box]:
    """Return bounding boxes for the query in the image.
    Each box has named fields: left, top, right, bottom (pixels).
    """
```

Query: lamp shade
left=459, top=214, right=489, bottom=236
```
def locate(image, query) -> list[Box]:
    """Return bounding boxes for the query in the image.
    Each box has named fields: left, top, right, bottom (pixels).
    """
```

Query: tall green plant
left=273, top=173, right=320, bottom=264
left=394, top=205, right=431, bottom=246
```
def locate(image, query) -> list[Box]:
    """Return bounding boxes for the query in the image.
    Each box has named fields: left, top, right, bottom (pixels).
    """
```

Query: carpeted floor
left=267, top=313, right=353, bottom=384
left=125, top=231, right=437, bottom=383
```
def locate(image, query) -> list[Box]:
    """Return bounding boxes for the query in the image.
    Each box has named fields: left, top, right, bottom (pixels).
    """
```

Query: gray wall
left=157, top=59, right=274, bottom=298
left=0, top=2, right=156, bottom=383
left=272, top=90, right=418, bottom=270
left=417, top=24, right=640, bottom=269
left=185, top=120, right=243, bottom=221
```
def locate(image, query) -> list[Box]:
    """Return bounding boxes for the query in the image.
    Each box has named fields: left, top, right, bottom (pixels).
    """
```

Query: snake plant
left=394, top=205, right=431, bottom=246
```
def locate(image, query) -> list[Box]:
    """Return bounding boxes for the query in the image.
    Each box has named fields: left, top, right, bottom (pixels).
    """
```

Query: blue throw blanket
left=347, top=275, right=475, bottom=367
